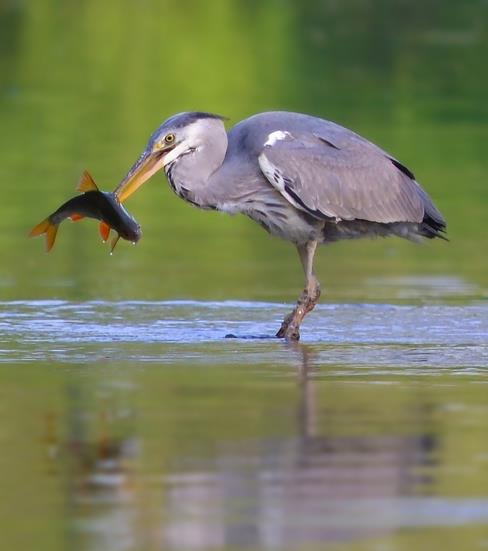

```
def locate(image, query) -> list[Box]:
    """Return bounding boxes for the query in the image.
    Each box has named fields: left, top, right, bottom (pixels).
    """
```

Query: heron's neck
left=164, top=133, right=229, bottom=210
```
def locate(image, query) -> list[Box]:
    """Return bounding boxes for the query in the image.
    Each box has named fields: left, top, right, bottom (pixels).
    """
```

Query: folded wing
left=258, top=130, right=441, bottom=226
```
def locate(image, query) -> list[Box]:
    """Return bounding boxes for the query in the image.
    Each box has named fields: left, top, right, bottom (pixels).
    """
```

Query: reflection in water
left=43, top=386, right=139, bottom=551
left=36, top=347, right=488, bottom=550
left=161, top=347, right=438, bottom=549
left=365, top=275, right=482, bottom=301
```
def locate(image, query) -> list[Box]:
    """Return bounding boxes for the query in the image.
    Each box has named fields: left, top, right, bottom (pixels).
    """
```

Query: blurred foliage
left=1, top=0, right=487, bottom=301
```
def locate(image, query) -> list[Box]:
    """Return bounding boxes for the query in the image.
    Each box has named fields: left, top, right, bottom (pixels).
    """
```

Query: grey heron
left=115, top=111, right=446, bottom=341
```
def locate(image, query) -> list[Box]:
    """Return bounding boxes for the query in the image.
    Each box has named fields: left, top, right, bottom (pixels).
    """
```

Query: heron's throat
left=163, top=137, right=228, bottom=210
left=163, top=154, right=215, bottom=210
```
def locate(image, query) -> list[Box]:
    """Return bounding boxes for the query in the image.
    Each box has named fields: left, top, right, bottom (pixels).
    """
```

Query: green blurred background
left=1, top=4, right=488, bottom=551
left=1, top=0, right=487, bottom=301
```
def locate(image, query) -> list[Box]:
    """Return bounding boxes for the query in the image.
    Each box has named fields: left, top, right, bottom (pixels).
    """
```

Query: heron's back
left=224, top=111, right=446, bottom=243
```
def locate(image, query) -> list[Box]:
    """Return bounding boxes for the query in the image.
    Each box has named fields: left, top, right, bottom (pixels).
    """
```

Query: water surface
left=1, top=299, right=488, bottom=550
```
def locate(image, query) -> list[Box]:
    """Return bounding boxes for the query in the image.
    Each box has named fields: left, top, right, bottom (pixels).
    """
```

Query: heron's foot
left=276, top=312, right=295, bottom=338
left=276, top=288, right=310, bottom=338
left=276, top=312, right=302, bottom=341
left=276, top=304, right=306, bottom=340
left=283, top=323, right=300, bottom=341
left=276, top=282, right=321, bottom=341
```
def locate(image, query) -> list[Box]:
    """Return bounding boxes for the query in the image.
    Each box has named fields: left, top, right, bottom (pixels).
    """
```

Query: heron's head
left=115, top=112, right=226, bottom=202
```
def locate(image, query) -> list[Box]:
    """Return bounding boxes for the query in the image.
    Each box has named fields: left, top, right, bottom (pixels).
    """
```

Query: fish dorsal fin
left=76, top=170, right=99, bottom=193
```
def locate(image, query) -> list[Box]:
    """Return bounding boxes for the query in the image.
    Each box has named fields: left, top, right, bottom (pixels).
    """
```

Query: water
left=1, top=0, right=488, bottom=549
left=1, top=300, right=487, bottom=367
left=1, top=299, right=488, bottom=550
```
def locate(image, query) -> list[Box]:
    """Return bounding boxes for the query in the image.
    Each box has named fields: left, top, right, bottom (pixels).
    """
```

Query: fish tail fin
left=29, top=218, right=50, bottom=237
left=29, top=218, right=59, bottom=252
left=99, top=221, right=111, bottom=242
left=45, top=224, right=59, bottom=251
left=76, top=170, right=99, bottom=193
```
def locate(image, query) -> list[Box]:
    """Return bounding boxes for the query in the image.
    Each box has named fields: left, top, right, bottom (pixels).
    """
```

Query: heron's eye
left=164, top=133, right=175, bottom=144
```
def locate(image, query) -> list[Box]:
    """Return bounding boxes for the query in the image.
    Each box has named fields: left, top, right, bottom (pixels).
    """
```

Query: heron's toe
left=284, top=325, right=300, bottom=342
left=276, top=312, right=294, bottom=338
left=276, top=326, right=286, bottom=338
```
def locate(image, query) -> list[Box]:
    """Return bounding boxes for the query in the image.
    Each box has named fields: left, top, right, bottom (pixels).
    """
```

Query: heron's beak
left=114, top=146, right=170, bottom=203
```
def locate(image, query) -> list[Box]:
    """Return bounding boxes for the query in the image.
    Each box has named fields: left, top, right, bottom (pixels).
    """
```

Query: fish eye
left=164, top=133, right=175, bottom=144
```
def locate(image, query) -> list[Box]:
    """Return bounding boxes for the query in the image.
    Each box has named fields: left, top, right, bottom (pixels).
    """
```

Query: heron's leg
left=276, top=241, right=321, bottom=341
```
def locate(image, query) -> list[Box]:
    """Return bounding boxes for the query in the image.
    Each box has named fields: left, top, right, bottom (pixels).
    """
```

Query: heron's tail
left=416, top=185, right=448, bottom=240
left=29, top=218, right=59, bottom=251
left=420, top=214, right=448, bottom=240
left=419, top=201, right=448, bottom=240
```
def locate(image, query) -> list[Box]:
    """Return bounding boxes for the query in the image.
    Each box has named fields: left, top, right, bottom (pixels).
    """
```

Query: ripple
left=0, top=300, right=486, bottom=369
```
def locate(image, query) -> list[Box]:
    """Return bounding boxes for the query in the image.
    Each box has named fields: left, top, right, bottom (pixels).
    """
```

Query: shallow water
left=1, top=300, right=487, bottom=550
left=1, top=300, right=487, bottom=369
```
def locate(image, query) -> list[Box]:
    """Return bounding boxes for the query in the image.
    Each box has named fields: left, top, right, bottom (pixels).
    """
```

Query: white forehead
left=179, top=118, right=222, bottom=141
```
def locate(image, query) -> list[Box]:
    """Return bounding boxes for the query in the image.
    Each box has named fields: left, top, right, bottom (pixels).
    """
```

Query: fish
left=29, top=171, right=142, bottom=253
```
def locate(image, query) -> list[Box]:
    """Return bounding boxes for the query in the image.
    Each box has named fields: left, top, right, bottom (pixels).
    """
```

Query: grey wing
left=257, top=131, right=427, bottom=224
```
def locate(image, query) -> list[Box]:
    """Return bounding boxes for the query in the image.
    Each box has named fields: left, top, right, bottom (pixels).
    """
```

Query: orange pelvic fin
left=70, top=214, right=85, bottom=222
left=99, top=221, right=111, bottom=242
left=76, top=170, right=99, bottom=193
left=110, top=234, right=120, bottom=254
left=29, top=218, right=59, bottom=252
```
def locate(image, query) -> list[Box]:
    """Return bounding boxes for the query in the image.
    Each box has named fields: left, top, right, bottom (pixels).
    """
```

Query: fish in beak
left=29, top=170, right=142, bottom=253
left=114, top=142, right=173, bottom=203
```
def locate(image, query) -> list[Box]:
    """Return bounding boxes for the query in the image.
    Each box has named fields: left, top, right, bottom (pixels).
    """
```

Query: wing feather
left=258, top=131, right=425, bottom=224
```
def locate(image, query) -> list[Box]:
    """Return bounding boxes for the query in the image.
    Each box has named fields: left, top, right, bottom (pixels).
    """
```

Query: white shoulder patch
left=258, top=152, right=305, bottom=213
left=264, top=130, right=291, bottom=148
